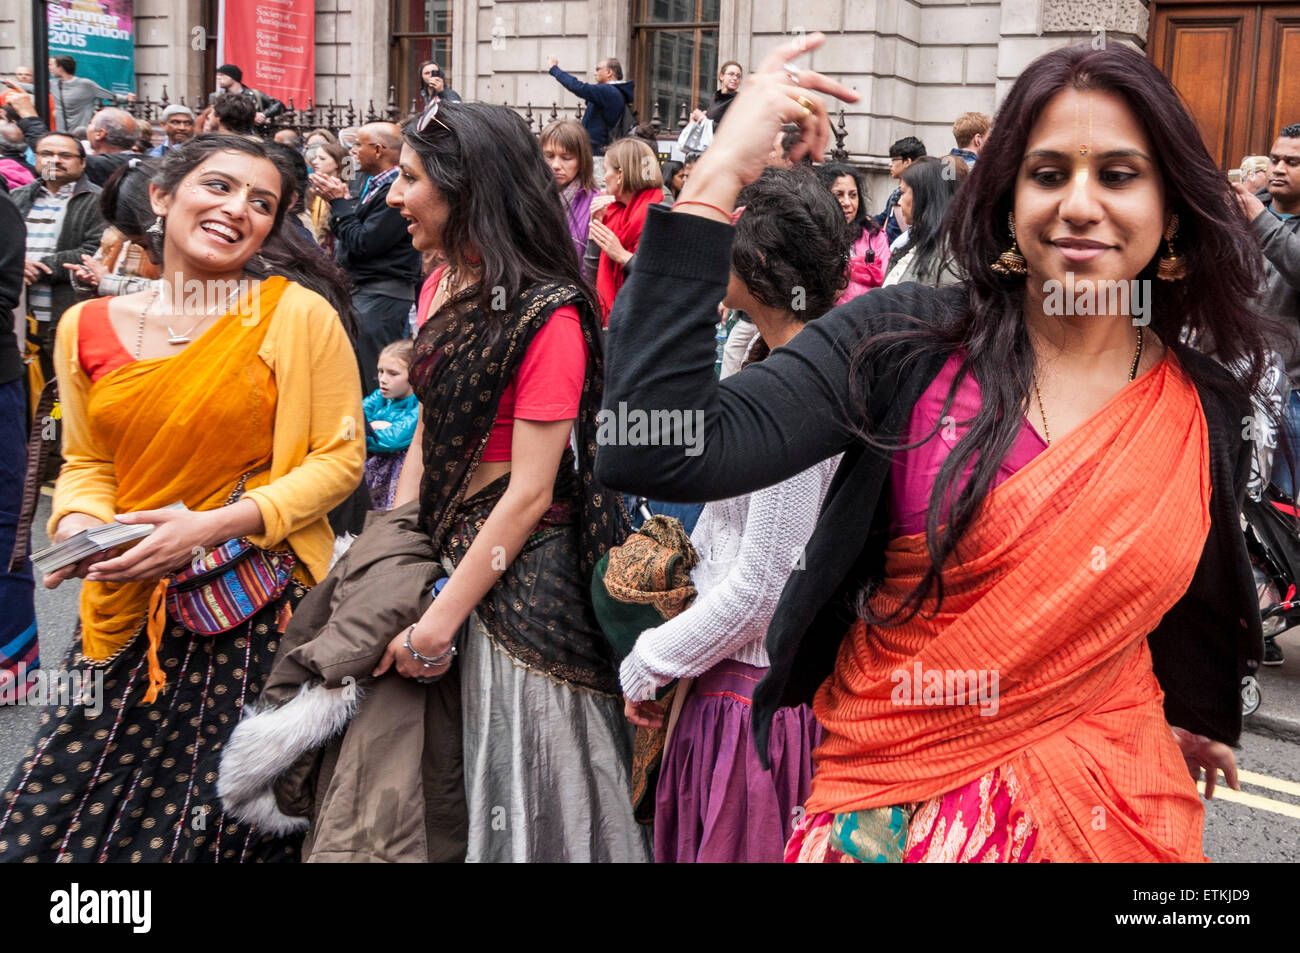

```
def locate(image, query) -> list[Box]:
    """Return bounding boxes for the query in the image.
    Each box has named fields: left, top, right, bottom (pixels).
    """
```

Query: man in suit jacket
left=309, top=121, right=420, bottom=392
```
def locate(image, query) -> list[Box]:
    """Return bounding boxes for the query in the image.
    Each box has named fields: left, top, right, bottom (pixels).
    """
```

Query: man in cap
left=148, top=105, right=195, bottom=156
left=213, top=64, right=285, bottom=126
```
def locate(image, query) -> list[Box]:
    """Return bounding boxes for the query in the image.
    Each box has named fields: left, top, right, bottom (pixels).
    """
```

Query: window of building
left=391, top=0, right=452, bottom=115
left=632, top=0, right=721, bottom=129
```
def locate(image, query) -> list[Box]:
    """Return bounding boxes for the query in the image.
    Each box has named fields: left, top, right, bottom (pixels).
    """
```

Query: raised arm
left=596, top=207, right=863, bottom=502
left=1251, top=208, right=1300, bottom=287
left=595, top=32, right=868, bottom=502
left=548, top=65, right=602, bottom=102
left=329, top=195, right=407, bottom=259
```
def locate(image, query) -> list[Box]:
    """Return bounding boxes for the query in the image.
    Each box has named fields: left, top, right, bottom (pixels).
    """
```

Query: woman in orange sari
left=0, top=136, right=364, bottom=862
left=597, top=39, right=1272, bottom=862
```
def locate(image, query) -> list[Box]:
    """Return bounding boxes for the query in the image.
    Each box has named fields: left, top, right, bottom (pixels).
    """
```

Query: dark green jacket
left=11, top=174, right=106, bottom=326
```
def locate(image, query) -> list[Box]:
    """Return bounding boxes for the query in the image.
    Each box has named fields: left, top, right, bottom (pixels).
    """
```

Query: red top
left=481, top=304, right=587, bottom=461
left=595, top=187, right=660, bottom=325
left=77, top=297, right=134, bottom=383
left=418, top=268, right=587, bottom=463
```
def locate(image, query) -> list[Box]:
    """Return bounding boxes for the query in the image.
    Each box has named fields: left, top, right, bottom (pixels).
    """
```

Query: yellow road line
left=1237, top=769, right=1300, bottom=799
left=1199, top=782, right=1300, bottom=820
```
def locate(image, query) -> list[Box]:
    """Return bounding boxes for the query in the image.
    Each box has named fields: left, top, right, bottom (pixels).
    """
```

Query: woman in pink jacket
left=819, top=163, right=890, bottom=303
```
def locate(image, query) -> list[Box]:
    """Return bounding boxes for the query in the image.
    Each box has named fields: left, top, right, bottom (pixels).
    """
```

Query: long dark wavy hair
left=400, top=101, right=595, bottom=332
left=99, top=156, right=161, bottom=261
left=815, top=162, right=877, bottom=244
left=143, top=133, right=357, bottom=339
left=852, top=43, right=1274, bottom=625
left=891, top=155, right=967, bottom=279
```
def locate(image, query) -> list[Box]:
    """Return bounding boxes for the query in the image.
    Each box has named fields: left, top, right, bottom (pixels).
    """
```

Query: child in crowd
left=363, top=338, right=419, bottom=509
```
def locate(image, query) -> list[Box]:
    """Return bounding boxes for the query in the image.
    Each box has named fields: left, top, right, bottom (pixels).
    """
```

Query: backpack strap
left=601, top=84, right=634, bottom=139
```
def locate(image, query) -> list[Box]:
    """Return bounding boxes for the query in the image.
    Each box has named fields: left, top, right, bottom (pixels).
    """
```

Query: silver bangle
left=404, top=624, right=457, bottom=668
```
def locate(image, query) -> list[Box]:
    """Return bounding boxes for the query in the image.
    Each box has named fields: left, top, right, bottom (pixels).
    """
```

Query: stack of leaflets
left=30, top=502, right=187, bottom=578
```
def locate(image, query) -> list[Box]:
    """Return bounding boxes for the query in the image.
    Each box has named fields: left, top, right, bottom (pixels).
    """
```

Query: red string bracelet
left=673, top=199, right=733, bottom=219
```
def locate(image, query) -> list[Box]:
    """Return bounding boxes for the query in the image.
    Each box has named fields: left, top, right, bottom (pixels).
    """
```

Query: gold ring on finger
left=795, top=96, right=816, bottom=117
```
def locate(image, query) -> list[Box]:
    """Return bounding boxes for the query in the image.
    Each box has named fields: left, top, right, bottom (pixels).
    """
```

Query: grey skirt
left=459, top=611, right=651, bottom=863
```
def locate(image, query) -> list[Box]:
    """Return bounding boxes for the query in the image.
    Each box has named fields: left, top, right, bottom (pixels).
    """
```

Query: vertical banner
left=46, top=0, right=136, bottom=94
left=220, top=0, right=315, bottom=108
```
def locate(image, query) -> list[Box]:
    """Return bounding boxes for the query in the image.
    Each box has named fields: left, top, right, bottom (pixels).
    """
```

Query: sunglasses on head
left=417, top=98, right=451, bottom=134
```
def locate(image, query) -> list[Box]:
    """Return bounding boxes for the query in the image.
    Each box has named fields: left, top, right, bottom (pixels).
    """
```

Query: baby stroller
left=1242, top=486, right=1299, bottom=714
left=1239, top=354, right=1293, bottom=716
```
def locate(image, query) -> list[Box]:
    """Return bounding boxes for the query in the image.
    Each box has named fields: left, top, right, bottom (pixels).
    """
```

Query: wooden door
left=1254, top=7, right=1300, bottom=149
left=1150, top=2, right=1300, bottom=167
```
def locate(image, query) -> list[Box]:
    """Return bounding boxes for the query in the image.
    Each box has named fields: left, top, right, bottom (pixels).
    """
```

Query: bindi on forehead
left=1032, top=90, right=1151, bottom=153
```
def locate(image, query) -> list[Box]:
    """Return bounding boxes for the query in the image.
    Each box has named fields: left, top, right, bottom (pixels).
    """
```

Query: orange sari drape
left=76, top=278, right=287, bottom=697
left=807, top=350, right=1213, bottom=862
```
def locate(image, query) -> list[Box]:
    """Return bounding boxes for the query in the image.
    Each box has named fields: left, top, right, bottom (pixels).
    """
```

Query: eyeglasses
left=417, top=98, right=451, bottom=134
left=722, top=70, right=743, bottom=78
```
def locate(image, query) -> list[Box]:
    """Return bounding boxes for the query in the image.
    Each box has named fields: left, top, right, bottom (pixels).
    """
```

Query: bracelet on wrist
left=672, top=199, right=733, bottom=220
left=404, top=624, right=457, bottom=668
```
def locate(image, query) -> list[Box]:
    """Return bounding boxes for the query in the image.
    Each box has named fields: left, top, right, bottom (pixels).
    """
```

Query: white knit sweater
left=619, top=452, right=842, bottom=702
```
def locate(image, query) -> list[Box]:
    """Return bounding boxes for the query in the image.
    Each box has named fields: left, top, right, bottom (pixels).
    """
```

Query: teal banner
left=47, top=0, right=135, bottom=95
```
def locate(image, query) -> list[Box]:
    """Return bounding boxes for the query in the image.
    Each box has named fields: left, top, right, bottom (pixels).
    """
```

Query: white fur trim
left=218, top=680, right=361, bottom=833
left=329, top=533, right=356, bottom=571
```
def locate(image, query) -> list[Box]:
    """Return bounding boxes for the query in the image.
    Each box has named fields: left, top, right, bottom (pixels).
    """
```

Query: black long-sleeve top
left=0, top=195, right=24, bottom=385
left=597, top=205, right=1263, bottom=761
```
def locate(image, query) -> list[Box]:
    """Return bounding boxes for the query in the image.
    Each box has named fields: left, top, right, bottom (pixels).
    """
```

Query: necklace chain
left=1032, top=326, right=1144, bottom=446
left=164, top=286, right=242, bottom=343
left=133, top=283, right=241, bottom=357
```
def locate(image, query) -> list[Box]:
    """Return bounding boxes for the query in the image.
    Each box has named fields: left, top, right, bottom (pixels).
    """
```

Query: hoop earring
left=147, top=215, right=164, bottom=237
left=990, top=213, right=1028, bottom=276
left=1157, top=214, right=1186, bottom=282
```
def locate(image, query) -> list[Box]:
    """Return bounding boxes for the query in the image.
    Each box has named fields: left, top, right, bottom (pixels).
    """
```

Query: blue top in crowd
left=548, top=66, right=634, bottom=155
left=363, top=390, right=419, bottom=454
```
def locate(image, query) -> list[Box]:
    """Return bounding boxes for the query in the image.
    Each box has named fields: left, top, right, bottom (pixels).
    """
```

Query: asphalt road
left=3, top=494, right=1298, bottom=862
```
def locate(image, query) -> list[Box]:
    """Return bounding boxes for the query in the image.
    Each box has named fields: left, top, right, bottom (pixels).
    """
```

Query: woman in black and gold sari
left=370, top=102, right=648, bottom=861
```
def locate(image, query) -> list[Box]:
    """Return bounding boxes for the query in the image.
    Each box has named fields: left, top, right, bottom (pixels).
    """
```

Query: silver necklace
left=163, top=287, right=242, bottom=345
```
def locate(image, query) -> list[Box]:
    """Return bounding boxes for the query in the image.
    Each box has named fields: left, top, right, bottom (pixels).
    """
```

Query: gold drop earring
left=991, top=213, right=1028, bottom=276
left=1157, top=214, right=1186, bottom=281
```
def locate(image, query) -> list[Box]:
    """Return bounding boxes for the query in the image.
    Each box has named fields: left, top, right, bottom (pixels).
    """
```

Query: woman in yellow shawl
left=0, top=137, right=364, bottom=862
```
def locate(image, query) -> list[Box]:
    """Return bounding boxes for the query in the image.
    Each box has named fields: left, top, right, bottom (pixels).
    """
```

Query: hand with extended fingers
left=1170, top=725, right=1240, bottom=799
left=674, top=33, right=859, bottom=218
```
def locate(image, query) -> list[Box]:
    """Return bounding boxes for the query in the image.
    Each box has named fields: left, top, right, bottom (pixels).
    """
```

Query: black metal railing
left=124, top=82, right=852, bottom=160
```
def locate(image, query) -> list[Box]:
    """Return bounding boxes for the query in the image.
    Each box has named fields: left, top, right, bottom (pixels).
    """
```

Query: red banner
left=220, top=0, right=315, bottom=109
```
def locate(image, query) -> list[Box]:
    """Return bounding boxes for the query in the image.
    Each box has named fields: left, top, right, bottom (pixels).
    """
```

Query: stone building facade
left=2, top=0, right=1147, bottom=174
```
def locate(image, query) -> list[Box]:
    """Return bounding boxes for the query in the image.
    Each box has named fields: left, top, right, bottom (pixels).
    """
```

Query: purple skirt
left=653, top=659, right=822, bottom=863
left=364, top=451, right=405, bottom=510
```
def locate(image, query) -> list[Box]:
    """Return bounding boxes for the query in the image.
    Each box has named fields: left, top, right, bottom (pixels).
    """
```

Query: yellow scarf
left=76, top=277, right=287, bottom=701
